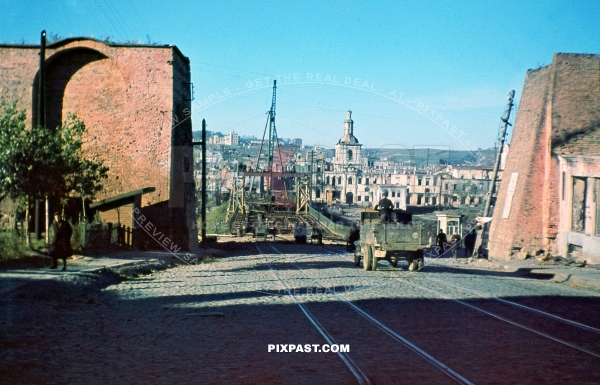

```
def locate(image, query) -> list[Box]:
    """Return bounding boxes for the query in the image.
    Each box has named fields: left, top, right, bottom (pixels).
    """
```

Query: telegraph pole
left=192, top=119, right=207, bottom=245
left=473, top=90, right=515, bottom=258
left=35, top=30, right=46, bottom=241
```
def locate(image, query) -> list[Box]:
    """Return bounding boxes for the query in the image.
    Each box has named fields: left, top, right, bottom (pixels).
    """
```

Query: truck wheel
left=354, top=250, right=361, bottom=266
left=408, top=259, right=418, bottom=271
left=371, top=248, right=378, bottom=271
left=391, top=257, right=399, bottom=268
left=417, top=258, right=424, bottom=271
left=364, top=246, right=373, bottom=271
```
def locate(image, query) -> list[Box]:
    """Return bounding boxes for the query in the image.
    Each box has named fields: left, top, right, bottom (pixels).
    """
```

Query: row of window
left=326, top=176, right=379, bottom=185
left=324, top=176, right=483, bottom=191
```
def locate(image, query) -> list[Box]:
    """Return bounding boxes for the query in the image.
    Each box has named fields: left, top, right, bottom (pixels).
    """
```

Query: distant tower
left=334, top=110, right=362, bottom=170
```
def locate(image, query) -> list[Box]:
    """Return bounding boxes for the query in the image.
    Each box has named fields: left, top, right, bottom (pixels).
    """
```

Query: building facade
left=0, top=37, right=198, bottom=250
left=488, top=53, right=600, bottom=262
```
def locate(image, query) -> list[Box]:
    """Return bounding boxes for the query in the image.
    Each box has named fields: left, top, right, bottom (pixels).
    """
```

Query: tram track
left=255, top=243, right=475, bottom=385
left=328, top=247, right=600, bottom=361
left=329, top=245, right=600, bottom=332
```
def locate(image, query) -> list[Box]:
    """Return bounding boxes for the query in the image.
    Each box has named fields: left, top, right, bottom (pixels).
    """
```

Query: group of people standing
left=436, top=228, right=477, bottom=258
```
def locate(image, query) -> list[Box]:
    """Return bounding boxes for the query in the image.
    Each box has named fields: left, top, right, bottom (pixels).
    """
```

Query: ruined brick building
left=0, top=37, right=197, bottom=250
left=488, top=53, right=600, bottom=263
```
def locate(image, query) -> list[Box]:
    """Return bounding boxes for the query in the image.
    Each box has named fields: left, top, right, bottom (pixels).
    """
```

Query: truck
left=354, top=209, right=436, bottom=271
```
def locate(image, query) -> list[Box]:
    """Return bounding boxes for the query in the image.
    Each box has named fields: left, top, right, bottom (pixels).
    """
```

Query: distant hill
left=363, top=147, right=497, bottom=168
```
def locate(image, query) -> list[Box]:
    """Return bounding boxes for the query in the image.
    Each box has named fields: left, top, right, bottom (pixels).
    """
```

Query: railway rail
left=255, top=243, right=475, bottom=384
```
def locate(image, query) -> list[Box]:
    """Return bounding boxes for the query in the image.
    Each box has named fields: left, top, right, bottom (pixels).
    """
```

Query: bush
left=0, top=232, right=28, bottom=260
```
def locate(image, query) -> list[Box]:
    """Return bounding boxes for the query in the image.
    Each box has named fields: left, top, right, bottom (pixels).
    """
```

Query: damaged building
left=0, top=37, right=197, bottom=251
left=488, top=53, right=600, bottom=263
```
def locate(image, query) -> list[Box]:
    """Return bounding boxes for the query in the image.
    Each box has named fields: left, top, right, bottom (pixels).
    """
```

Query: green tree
left=0, top=102, right=108, bottom=244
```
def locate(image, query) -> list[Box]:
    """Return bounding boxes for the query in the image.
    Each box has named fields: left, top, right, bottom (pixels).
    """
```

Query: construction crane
left=240, top=80, right=307, bottom=212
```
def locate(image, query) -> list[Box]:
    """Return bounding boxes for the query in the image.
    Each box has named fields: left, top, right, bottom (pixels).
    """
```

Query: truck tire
left=417, top=258, right=424, bottom=271
left=364, top=246, right=373, bottom=271
left=391, top=257, right=399, bottom=268
left=408, top=261, right=417, bottom=271
left=354, top=250, right=361, bottom=266
left=371, top=248, right=378, bottom=271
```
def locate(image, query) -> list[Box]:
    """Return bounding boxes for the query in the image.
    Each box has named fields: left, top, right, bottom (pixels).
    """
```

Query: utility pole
left=192, top=119, right=207, bottom=246
left=473, top=90, right=515, bottom=258
left=35, top=30, right=46, bottom=242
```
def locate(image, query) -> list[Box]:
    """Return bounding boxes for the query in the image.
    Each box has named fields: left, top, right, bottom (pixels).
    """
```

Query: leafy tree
left=58, top=115, right=109, bottom=217
left=0, top=102, right=108, bottom=244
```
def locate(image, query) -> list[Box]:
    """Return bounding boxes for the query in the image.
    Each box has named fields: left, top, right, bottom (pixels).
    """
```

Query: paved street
left=2, top=243, right=600, bottom=384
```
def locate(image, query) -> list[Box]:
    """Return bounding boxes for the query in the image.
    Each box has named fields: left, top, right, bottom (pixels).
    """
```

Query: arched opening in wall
left=347, top=149, right=353, bottom=161
left=346, top=192, right=354, bottom=205
left=37, top=47, right=128, bottom=198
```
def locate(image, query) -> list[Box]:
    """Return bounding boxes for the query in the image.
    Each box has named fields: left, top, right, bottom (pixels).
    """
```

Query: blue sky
left=1, top=0, right=599, bottom=152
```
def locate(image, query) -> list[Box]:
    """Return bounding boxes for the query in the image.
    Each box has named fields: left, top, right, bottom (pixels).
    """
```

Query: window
left=326, top=176, right=330, bottom=185
left=358, top=177, right=362, bottom=184
left=425, top=179, right=430, bottom=186
left=348, top=177, right=353, bottom=185
left=572, top=177, right=586, bottom=232
left=365, top=178, right=369, bottom=185
left=374, top=179, right=377, bottom=184
left=391, top=191, right=395, bottom=197
left=338, top=177, right=342, bottom=185
left=395, top=202, right=400, bottom=208
left=365, top=196, right=369, bottom=202
left=347, top=149, right=353, bottom=161
left=357, top=195, right=362, bottom=202
left=418, top=178, right=422, bottom=186
left=447, top=220, right=459, bottom=235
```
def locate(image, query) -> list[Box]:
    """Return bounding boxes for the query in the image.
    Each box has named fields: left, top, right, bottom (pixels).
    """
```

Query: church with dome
left=320, top=111, right=387, bottom=205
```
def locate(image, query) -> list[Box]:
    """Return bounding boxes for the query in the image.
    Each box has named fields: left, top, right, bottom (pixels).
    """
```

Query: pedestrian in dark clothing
left=436, top=229, right=447, bottom=256
left=347, top=221, right=360, bottom=251
left=375, top=191, right=394, bottom=224
left=464, top=229, right=476, bottom=258
left=49, top=212, right=72, bottom=270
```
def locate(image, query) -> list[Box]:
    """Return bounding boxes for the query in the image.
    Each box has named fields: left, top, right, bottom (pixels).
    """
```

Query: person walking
left=436, top=229, right=447, bottom=256
left=48, top=212, right=73, bottom=270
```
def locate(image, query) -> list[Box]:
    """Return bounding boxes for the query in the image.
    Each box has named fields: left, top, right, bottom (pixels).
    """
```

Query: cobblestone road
left=2, top=242, right=600, bottom=384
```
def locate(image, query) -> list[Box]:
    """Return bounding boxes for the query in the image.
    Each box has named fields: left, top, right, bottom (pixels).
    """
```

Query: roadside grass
left=0, top=232, right=50, bottom=268
left=203, top=202, right=231, bottom=235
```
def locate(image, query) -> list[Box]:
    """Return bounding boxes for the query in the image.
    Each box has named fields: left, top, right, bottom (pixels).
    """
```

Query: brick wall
left=489, top=53, right=600, bottom=259
left=0, top=38, right=197, bottom=250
